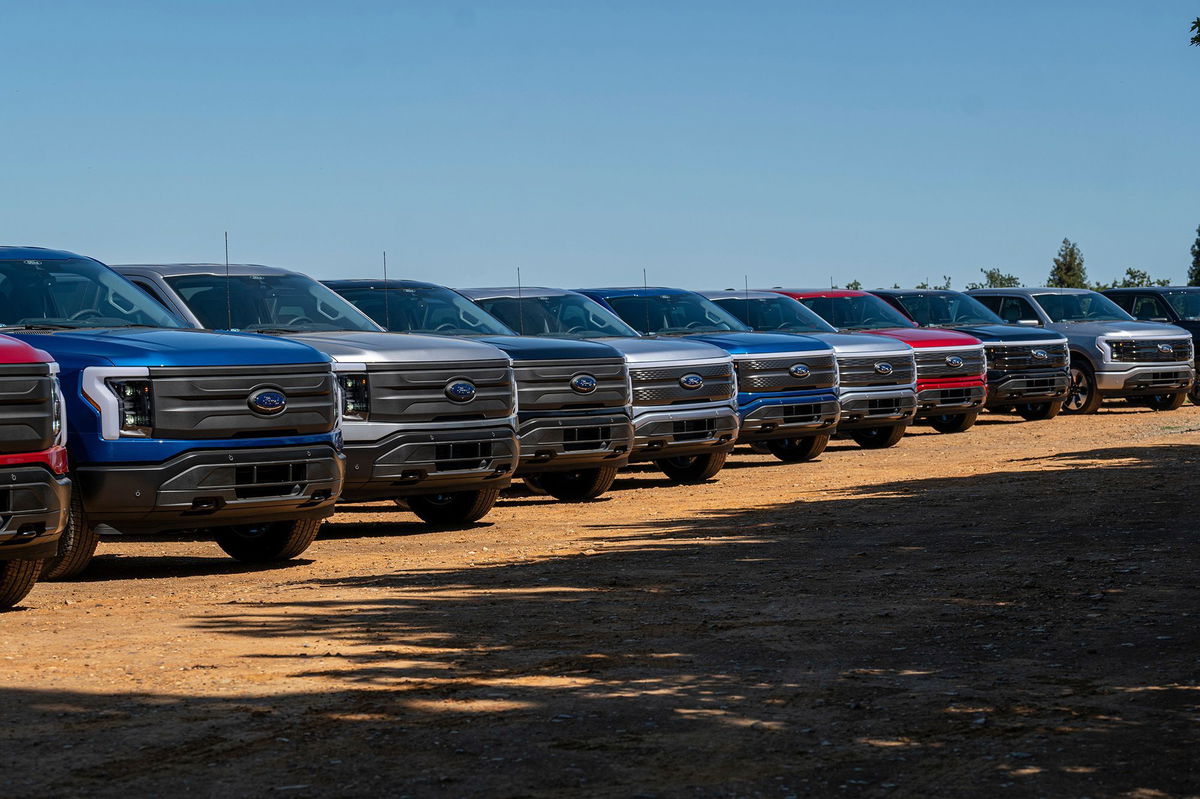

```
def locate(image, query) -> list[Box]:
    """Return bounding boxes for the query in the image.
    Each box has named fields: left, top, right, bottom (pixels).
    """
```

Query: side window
left=130, top=279, right=173, bottom=311
left=1107, top=293, right=1135, bottom=313
left=998, top=297, right=1040, bottom=325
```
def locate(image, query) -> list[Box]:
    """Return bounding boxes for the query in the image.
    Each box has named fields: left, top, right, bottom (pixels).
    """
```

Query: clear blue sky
left=3, top=1, right=1197, bottom=289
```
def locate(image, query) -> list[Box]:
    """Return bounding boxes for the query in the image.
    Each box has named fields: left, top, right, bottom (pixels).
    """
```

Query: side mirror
left=1017, top=319, right=1041, bottom=326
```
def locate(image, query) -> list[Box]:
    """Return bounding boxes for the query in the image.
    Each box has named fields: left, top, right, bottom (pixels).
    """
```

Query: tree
left=965, top=267, right=1021, bottom=290
left=844, top=279, right=863, bottom=290
left=1192, top=17, right=1200, bottom=45
left=1092, top=268, right=1171, bottom=291
left=1189, top=224, right=1200, bottom=286
left=914, top=276, right=952, bottom=290
left=1047, top=238, right=1088, bottom=288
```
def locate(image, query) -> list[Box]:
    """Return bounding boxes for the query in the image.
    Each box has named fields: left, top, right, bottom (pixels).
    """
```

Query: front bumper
left=341, top=424, right=518, bottom=500
left=629, top=404, right=739, bottom=462
left=915, top=378, right=987, bottom=417
left=1095, top=364, right=1195, bottom=395
left=736, top=392, right=840, bottom=442
left=516, top=411, right=633, bottom=475
left=986, top=368, right=1071, bottom=405
left=75, top=444, right=345, bottom=533
left=836, top=387, right=917, bottom=431
left=0, top=465, right=70, bottom=561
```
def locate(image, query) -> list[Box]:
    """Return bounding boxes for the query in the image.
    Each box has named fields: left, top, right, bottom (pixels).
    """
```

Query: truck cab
left=1102, top=287, right=1200, bottom=405
left=871, top=289, right=1070, bottom=421
left=970, top=288, right=1194, bottom=413
left=0, top=335, right=69, bottom=608
left=116, top=264, right=520, bottom=526
left=324, top=280, right=634, bottom=501
left=576, top=287, right=840, bottom=463
left=775, top=290, right=987, bottom=433
left=460, top=287, right=738, bottom=483
left=700, top=290, right=917, bottom=449
left=0, top=247, right=344, bottom=579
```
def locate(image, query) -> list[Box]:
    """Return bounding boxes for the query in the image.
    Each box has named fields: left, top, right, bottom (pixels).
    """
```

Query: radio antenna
left=381, top=250, right=391, bottom=329
left=515, top=266, right=524, bottom=335
left=642, top=267, right=651, bottom=335
left=224, top=231, right=232, bottom=330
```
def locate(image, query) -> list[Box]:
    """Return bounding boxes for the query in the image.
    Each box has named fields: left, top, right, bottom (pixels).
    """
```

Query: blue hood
left=474, top=334, right=623, bottom=362
left=946, top=324, right=1068, bottom=344
left=678, top=331, right=831, bottom=356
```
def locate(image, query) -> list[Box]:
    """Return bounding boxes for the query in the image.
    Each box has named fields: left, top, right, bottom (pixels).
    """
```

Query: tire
left=1063, top=364, right=1102, bottom=414
left=765, top=434, right=830, bottom=463
left=534, top=466, right=619, bottom=501
left=1146, top=391, right=1188, bottom=411
left=1015, top=399, right=1064, bottom=421
left=655, top=451, right=728, bottom=483
left=1189, top=384, right=1200, bottom=406
left=41, top=491, right=99, bottom=581
left=215, top=518, right=322, bottom=563
left=928, top=409, right=979, bottom=434
left=407, top=488, right=499, bottom=526
left=848, top=423, right=907, bottom=449
left=0, top=559, right=42, bottom=610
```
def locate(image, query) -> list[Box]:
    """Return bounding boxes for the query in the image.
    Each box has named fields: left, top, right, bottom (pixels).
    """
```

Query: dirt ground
left=2, top=405, right=1199, bottom=798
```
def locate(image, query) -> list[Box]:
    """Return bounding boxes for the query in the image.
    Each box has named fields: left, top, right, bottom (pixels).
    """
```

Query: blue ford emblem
left=788, top=363, right=811, bottom=379
left=1031, top=348, right=1048, bottom=360
left=248, top=388, right=287, bottom=415
left=445, top=380, right=477, bottom=402
left=679, top=373, right=704, bottom=390
left=570, top=374, right=598, bottom=394
left=946, top=355, right=964, bottom=368
left=874, top=361, right=894, bottom=376
left=1158, top=343, right=1174, bottom=354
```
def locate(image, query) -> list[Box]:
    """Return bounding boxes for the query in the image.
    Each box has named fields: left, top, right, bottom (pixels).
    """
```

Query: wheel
left=534, top=466, right=619, bottom=501
left=1189, top=384, right=1200, bottom=406
left=407, top=488, right=500, bottom=526
left=1146, top=391, right=1187, bottom=411
left=215, top=518, right=323, bottom=563
left=0, top=559, right=42, bottom=609
left=1063, top=364, right=1102, bottom=414
left=848, top=423, right=907, bottom=449
left=765, top=434, right=830, bottom=463
left=1015, top=399, right=1063, bottom=421
left=928, top=409, right=979, bottom=434
left=41, top=491, right=99, bottom=581
left=655, top=451, right=728, bottom=483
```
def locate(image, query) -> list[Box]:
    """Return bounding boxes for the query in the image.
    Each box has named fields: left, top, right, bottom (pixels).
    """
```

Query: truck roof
left=118, top=263, right=299, bottom=278
left=0, top=246, right=91, bottom=261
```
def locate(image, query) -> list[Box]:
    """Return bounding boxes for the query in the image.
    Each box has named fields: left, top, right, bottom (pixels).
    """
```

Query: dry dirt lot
left=2, top=405, right=1199, bottom=798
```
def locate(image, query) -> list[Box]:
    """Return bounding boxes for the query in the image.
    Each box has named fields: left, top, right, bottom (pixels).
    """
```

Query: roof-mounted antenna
left=382, top=250, right=391, bottom=330
left=516, top=266, right=524, bottom=335
left=642, top=267, right=651, bottom=336
left=224, top=231, right=232, bottom=330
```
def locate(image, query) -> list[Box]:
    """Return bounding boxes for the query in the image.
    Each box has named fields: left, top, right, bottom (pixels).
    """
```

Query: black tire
left=765, top=434, right=830, bottom=463
left=1189, top=384, right=1200, bottom=406
left=41, top=491, right=99, bottom=581
left=848, top=423, right=907, bottom=449
left=0, top=559, right=42, bottom=609
left=928, top=409, right=980, bottom=434
left=1063, top=363, right=1102, bottom=414
left=215, top=518, right=322, bottom=563
left=655, top=451, right=728, bottom=483
left=1015, top=399, right=1064, bottom=421
left=1146, top=391, right=1188, bottom=411
left=407, top=488, right=500, bottom=526
left=535, top=466, right=619, bottom=501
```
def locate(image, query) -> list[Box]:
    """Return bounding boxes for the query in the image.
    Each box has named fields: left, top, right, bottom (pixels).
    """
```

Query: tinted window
left=604, top=293, right=751, bottom=335
left=996, top=297, right=1041, bottom=325
left=887, top=292, right=1003, bottom=326
left=709, top=295, right=836, bottom=334
left=0, top=258, right=184, bottom=329
left=1032, top=292, right=1133, bottom=323
left=335, top=285, right=514, bottom=336
left=793, top=294, right=916, bottom=331
left=473, top=294, right=637, bottom=338
left=1160, top=291, right=1200, bottom=321
left=1128, top=295, right=1171, bottom=321
left=166, top=274, right=381, bottom=332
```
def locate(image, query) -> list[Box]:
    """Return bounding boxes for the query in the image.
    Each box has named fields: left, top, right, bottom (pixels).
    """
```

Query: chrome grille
left=913, top=348, right=986, bottom=379
left=734, top=353, right=836, bottom=392
left=983, top=342, right=1069, bottom=371
left=1108, top=339, right=1193, bottom=363
left=514, top=357, right=629, bottom=412
left=629, top=362, right=734, bottom=406
left=836, top=354, right=916, bottom=387
left=367, top=358, right=514, bottom=423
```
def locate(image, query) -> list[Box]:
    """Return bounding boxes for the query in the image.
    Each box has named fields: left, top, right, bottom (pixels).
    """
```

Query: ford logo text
left=570, top=374, right=598, bottom=394
left=248, top=388, right=287, bottom=416
left=445, top=380, right=477, bottom=402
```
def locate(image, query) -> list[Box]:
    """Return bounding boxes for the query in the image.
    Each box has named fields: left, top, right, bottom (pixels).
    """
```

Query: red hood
left=858, top=327, right=983, bottom=348
left=0, top=334, right=52, bottom=364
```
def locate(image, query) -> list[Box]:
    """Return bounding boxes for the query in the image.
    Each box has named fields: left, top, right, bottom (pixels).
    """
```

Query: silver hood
left=281, top=330, right=511, bottom=365
left=1051, top=320, right=1191, bottom=339
left=801, top=332, right=915, bottom=357
left=588, top=336, right=732, bottom=366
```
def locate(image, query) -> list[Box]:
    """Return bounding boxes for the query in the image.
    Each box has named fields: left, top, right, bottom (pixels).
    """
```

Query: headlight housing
left=106, top=378, right=154, bottom=437
left=50, top=376, right=64, bottom=441
left=338, top=373, right=370, bottom=421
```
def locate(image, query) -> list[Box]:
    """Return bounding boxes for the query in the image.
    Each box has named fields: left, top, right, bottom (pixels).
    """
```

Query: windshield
left=0, top=258, right=183, bottom=329
left=1032, top=292, right=1133, bottom=323
left=603, top=293, right=751, bottom=335
left=333, top=285, right=515, bottom=336
left=1161, top=290, right=1200, bottom=321
left=708, top=295, right=837, bottom=334
left=887, top=292, right=1004, bottom=327
left=472, top=293, right=639, bottom=338
left=165, top=274, right=381, bottom=332
left=793, top=294, right=917, bottom=331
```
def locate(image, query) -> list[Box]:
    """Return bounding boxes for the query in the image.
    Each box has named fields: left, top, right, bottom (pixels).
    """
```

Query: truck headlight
left=338, top=373, right=370, bottom=421
left=51, top=376, right=64, bottom=440
left=106, top=378, right=154, bottom=437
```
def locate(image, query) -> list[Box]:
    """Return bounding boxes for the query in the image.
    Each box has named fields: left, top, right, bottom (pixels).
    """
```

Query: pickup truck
left=775, top=290, right=987, bottom=433
left=1102, top=287, right=1200, bottom=405
left=1, top=247, right=344, bottom=579
left=871, top=289, right=1070, bottom=421
left=0, top=334, right=69, bottom=608
left=459, top=287, right=738, bottom=482
left=701, top=290, right=917, bottom=448
left=576, top=287, right=840, bottom=463
left=324, top=280, right=634, bottom=501
left=969, top=288, right=1194, bottom=413
left=117, top=264, right=519, bottom=526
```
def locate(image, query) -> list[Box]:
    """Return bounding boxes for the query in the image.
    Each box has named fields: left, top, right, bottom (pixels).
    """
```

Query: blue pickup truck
left=0, top=247, right=345, bottom=578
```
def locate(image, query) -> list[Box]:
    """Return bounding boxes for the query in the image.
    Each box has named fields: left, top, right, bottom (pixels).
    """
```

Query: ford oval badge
left=570, top=374, right=598, bottom=394
left=1031, top=348, right=1048, bottom=360
left=874, top=361, right=894, bottom=376
left=679, top=373, right=704, bottom=390
left=445, top=380, right=477, bottom=402
left=248, top=388, right=287, bottom=415
left=1158, top=343, right=1174, bottom=354
left=788, top=363, right=811, bottom=379
left=945, top=355, right=964, bottom=368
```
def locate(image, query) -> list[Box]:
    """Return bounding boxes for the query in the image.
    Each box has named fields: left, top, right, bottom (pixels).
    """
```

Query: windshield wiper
left=241, top=326, right=305, bottom=334
left=0, top=322, right=80, bottom=331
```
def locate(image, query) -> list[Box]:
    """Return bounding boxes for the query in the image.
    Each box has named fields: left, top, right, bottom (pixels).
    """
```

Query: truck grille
left=367, top=358, right=514, bottom=423
left=836, top=354, right=916, bottom=387
left=1108, top=339, right=1193, bottom=363
left=0, top=363, right=56, bottom=455
left=734, top=353, right=836, bottom=393
left=514, top=358, right=629, bottom=412
left=149, top=364, right=339, bottom=440
left=628, top=362, right=734, bottom=406
left=984, top=342, right=1069, bottom=371
left=913, top=348, right=986, bottom=379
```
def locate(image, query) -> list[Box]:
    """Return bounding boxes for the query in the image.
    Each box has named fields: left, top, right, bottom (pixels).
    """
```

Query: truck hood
left=280, top=330, right=509, bottom=365
left=588, top=336, right=731, bottom=365
left=474, top=335, right=624, bottom=362
left=0, top=334, right=53, bottom=365
left=674, top=331, right=832, bottom=356
left=1050, top=320, right=1192, bottom=339
left=853, top=327, right=982, bottom=348
left=800, top=332, right=913, bottom=357
left=9, top=328, right=331, bottom=368
left=941, top=324, right=1068, bottom=344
